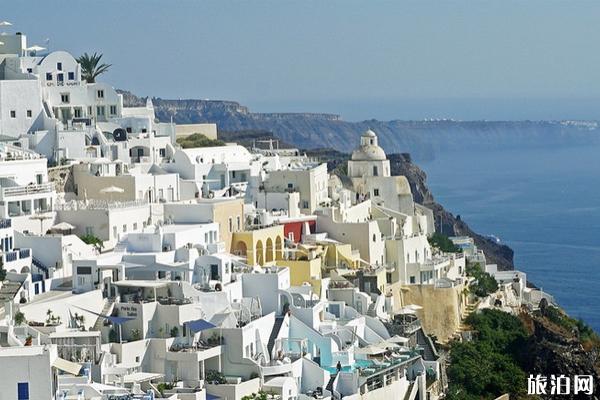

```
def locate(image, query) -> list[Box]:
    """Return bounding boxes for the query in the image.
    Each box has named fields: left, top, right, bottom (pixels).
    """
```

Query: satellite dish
left=113, top=128, right=127, bottom=142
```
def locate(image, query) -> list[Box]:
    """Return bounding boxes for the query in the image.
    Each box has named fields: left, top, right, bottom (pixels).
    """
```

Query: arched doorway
left=255, top=240, right=264, bottom=265
left=275, top=236, right=283, bottom=260
left=265, top=238, right=274, bottom=262
left=235, top=241, right=247, bottom=257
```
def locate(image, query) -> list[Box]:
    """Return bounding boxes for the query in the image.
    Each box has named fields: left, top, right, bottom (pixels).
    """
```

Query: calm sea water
left=420, top=144, right=600, bottom=331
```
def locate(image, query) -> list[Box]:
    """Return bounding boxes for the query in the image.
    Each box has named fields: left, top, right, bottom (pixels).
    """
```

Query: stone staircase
left=91, top=299, right=114, bottom=331
left=267, top=317, right=284, bottom=358
left=0, top=281, right=22, bottom=303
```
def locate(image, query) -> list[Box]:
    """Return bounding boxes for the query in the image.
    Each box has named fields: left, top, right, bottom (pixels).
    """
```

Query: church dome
left=351, top=129, right=387, bottom=161
left=351, top=146, right=387, bottom=161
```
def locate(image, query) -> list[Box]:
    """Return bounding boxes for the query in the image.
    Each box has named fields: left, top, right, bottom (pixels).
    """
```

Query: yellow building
left=232, top=225, right=285, bottom=265
left=276, top=257, right=323, bottom=296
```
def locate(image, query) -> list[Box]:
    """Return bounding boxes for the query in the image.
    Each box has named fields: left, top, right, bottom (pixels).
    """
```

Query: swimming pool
left=325, top=359, right=373, bottom=374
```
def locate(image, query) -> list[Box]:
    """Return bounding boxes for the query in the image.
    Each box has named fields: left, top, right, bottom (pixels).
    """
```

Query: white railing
left=1, top=183, right=54, bottom=198
left=55, top=199, right=148, bottom=211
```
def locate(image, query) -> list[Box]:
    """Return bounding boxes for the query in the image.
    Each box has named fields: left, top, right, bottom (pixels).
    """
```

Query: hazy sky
left=7, top=1, right=600, bottom=120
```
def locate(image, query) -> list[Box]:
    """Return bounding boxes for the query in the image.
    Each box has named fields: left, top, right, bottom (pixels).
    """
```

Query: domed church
left=348, top=129, right=391, bottom=178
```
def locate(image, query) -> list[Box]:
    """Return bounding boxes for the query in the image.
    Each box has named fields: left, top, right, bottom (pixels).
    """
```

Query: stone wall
left=48, top=165, right=75, bottom=194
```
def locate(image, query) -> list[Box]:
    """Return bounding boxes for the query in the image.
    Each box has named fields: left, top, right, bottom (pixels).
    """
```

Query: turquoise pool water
left=325, top=359, right=373, bottom=374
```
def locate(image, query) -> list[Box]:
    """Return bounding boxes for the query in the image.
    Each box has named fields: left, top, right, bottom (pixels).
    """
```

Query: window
left=26, top=68, right=32, bottom=73
left=96, top=106, right=105, bottom=116
left=68, top=71, right=75, bottom=80
left=88, top=106, right=93, bottom=115
left=36, top=174, right=43, bottom=184
left=74, top=108, right=82, bottom=118
left=109, top=105, right=117, bottom=115
left=26, top=110, right=32, bottom=118
left=228, top=217, right=233, bottom=233
left=61, top=93, right=70, bottom=103
left=373, top=166, right=378, bottom=176
left=241, top=172, right=247, bottom=181
left=373, top=188, right=379, bottom=196
left=126, top=127, right=132, bottom=133
left=17, top=382, right=29, bottom=400
left=232, top=171, right=236, bottom=178
left=57, top=62, right=62, bottom=71
left=372, top=234, right=376, bottom=242
left=410, top=276, right=416, bottom=284
left=57, top=73, right=64, bottom=82
left=97, top=90, right=104, bottom=98
left=159, top=148, right=166, bottom=157
left=122, top=224, right=127, bottom=233
left=303, top=201, right=309, bottom=209
left=10, top=110, right=15, bottom=118
left=77, top=266, right=92, bottom=275
left=237, top=216, right=241, bottom=230
left=287, top=183, right=293, bottom=189
left=46, top=72, right=52, bottom=80
left=133, top=223, right=138, bottom=230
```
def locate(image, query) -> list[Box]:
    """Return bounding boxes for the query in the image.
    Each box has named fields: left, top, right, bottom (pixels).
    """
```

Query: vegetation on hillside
left=176, top=133, right=225, bottom=148
left=541, top=305, right=600, bottom=349
left=447, top=309, right=529, bottom=400
left=428, top=232, right=461, bottom=253
left=466, top=262, right=498, bottom=298
left=77, top=52, right=111, bottom=83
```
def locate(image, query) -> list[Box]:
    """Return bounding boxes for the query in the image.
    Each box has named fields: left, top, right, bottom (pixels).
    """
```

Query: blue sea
left=420, top=144, right=600, bottom=331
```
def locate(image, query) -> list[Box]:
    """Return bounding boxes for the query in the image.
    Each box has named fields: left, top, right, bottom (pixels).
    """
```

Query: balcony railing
left=1, top=183, right=54, bottom=198
left=55, top=199, right=148, bottom=211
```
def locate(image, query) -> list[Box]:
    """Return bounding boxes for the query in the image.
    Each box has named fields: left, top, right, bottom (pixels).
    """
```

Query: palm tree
left=76, top=52, right=111, bottom=83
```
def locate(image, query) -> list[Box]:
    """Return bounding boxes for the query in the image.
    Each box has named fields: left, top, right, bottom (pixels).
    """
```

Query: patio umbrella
left=100, top=185, right=124, bottom=202
left=25, top=45, right=46, bottom=52
left=355, top=345, right=386, bottom=355
left=387, top=335, right=410, bottom=344
left=51, top=222, right=75, bottom=232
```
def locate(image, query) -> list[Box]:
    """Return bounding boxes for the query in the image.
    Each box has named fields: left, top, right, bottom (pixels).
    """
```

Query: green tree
left=428, top=233, right=462, bottom=253
left=466, top=262, right=498, bottom=297
left=448, top=309, right=529, bottom=399
left=76, top=52, right=111, bottom=83
left=14, top=311, right=26, bottom=326
left=80, top=234, right=104, bottom=251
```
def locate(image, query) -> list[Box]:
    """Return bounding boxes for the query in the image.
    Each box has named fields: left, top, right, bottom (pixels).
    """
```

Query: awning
left=185, top=318, right=217, bottom=333
left=53, top=357, right=82, bottom=376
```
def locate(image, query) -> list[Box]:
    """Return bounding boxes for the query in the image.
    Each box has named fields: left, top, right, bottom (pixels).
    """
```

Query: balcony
left=1, top=183, right=54, bottom=199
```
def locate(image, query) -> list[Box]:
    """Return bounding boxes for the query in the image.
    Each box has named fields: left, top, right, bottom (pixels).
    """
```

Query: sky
left=6, top=1, right=600, bottom=121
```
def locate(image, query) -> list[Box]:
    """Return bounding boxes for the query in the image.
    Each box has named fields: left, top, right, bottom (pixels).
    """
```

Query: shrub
left=466, top=263, right=498, bottom=297
left=428, top=232, right=462, bottom=253
left=206, top=370, right=227, bottom=384
left=447, top=309, right=529, bottom=399
left=176, top=134, right=225, bottom=149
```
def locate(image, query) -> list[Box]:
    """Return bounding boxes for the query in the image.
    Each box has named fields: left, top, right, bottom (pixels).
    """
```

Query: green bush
left=466, top=263, right=498, bottom=297
left=177, top=133, right=225, bottom=149
left=206, top=370, right=227, bottom=384
left=447, top=309, right=528, bottom=399
left=428, top=233, right=462, bottom=253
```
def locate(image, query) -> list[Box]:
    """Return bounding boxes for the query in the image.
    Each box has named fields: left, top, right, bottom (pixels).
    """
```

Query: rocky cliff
left=120, top=90, right=600, bottom=161
left=306, top=148, right=515, bottom=271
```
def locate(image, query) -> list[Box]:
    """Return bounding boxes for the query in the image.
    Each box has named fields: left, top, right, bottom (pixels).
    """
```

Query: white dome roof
left=362, top=129, right=377, bottom=138
left=351, top=145, right=387, bottom=161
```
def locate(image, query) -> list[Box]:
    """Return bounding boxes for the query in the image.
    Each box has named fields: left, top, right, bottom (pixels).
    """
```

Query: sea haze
left=420, top=143, right=600, bottom=331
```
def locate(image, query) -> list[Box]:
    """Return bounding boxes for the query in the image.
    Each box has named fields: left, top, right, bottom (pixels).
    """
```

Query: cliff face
left=120, top=90, right=600, bottom=161
left=388, top=153, right=515, bottom=270
left=520, top=312, right=600, bottom=399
